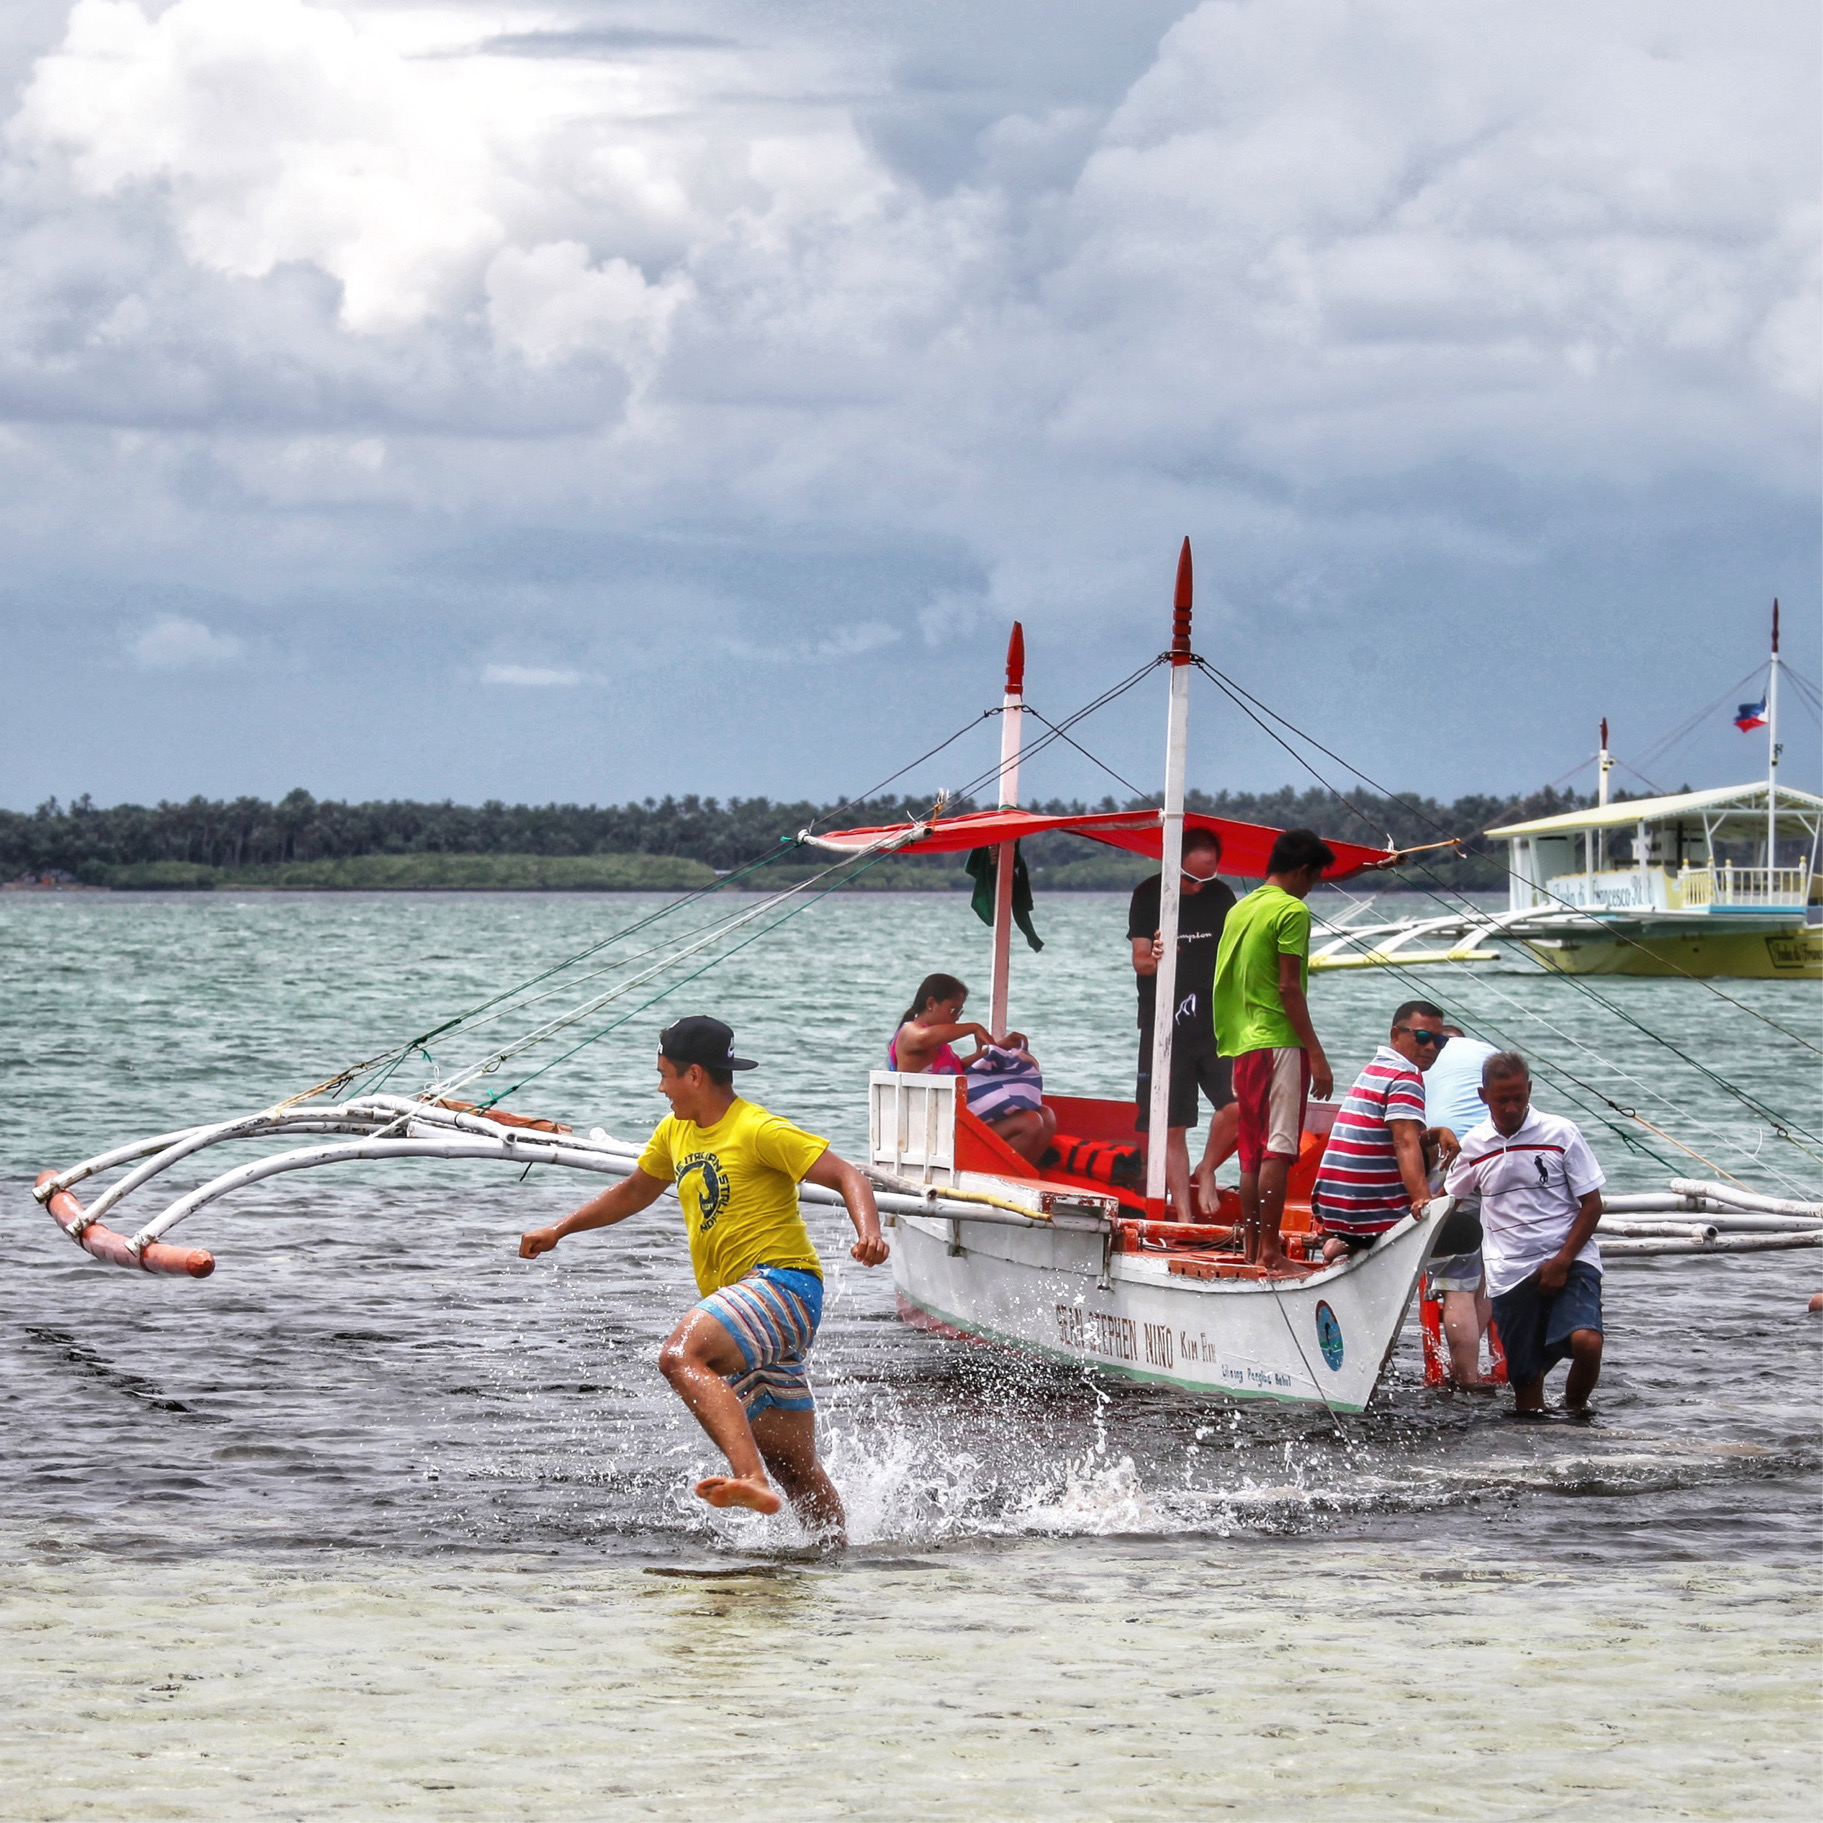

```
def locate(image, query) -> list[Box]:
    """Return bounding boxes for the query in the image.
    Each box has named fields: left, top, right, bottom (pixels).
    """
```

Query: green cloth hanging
left=965, top=840, right=1043, bottom=952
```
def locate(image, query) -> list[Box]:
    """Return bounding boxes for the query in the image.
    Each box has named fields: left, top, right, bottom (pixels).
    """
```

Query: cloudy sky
left=1, top=0, right=1816, bottom=813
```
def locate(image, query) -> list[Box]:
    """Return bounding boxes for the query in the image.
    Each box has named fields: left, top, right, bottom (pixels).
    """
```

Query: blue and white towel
left=965, top=1045, right=1044, bottom=1120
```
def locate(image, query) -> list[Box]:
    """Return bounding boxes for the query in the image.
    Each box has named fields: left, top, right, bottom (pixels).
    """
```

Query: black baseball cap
left=658, top=1015, right=757, bottom=1072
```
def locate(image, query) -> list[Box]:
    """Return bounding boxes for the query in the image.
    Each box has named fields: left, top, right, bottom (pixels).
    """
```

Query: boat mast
left=1766, top=599, right=1781, bottom=877
left=1596, top=716, right=1611, bottom=871
left=1145, top=539, right=1194, bottom=1215
left=988, top=622, right=1025, bottom=1039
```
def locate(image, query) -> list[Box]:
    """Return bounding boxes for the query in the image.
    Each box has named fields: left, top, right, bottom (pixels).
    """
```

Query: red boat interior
left=954, top=1093, right=1325, bottom=1281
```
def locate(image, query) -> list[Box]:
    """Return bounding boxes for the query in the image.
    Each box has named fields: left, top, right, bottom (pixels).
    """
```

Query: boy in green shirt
left=1212, top=829, right=1336, bottom=1274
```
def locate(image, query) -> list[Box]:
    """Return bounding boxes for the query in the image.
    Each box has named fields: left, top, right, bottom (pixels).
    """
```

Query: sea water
left=2, top=890, right=1819, bottom=1819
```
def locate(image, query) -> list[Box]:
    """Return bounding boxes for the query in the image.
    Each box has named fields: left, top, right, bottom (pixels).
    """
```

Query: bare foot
left=1257, top=1254, right=1307, bottom=1279
left=694, top=1475, right=783, bottom=1515
left=1449, top=1377, right=1498, bottom=1394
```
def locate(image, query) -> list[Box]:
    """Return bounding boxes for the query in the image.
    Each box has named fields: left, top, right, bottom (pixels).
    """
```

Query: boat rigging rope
left=1195, top=656, right=1822, bottom=1064
left=1273, top=884, right=1718, bottom=1177
left=1784, top=667, right=1823, bottom=714
left=279, top=842, right=801, bottom=1111
left=1628, top=663, right=1769, bottom=778
left=477, top=841, right=903, bottom=1106
left=801, top=708, right=1000, bottom=836
left=431, top=836, right=912, bottom=1102
left=983, top=667, right=1808, bottom=1185
left=950, top=670, right=1730, bottom=1180
left=1342, top=941, right=1770, bottom=1188
left=367, top=859, right=836, bottom=1071
left=1020, top=705, right=1154, bottom=803
left=1185, top=661, right=1822, bottom=1186
left=1191, top=659, right=1823, bottom=1105
left=940, top=659, right=1164, bottom=808
left=350, top=656, right=1175, bottom=1112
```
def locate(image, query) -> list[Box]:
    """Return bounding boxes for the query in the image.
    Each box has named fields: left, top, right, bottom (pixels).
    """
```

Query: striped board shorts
left=698, top=1266, right=825, bottom=1416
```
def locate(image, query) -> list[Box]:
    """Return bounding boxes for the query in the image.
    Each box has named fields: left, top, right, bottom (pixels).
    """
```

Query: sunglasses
left=1395, top=1026, right=1448, bottom=1046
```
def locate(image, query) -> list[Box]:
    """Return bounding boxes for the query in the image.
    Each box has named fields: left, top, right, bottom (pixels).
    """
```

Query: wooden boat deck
left=954, top=1089, right=1327, bottom=1266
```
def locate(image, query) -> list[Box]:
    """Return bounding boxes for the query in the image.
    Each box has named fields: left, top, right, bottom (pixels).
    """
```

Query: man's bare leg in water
left=657, top=1305, right=843, bottom=1536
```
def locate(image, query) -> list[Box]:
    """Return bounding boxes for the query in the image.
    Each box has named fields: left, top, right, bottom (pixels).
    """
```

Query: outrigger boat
left=32, top=548, right=1817, bottom=1416
left=30, top=541, right=1444, bottom=1414
left=801, top=551, right=1439, bottom=1408
left=1311, top=779, right=1823, bottom=981
left=1310, top=607, right=1823, bottom=981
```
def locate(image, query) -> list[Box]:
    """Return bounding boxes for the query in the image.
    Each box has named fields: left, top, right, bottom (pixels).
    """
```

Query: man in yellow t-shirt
left=519, top=1016, right=887, bottom=1538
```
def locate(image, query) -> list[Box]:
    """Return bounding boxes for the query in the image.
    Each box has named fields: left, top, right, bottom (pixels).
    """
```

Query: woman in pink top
left=890, top=974, right=1056, bottom=1163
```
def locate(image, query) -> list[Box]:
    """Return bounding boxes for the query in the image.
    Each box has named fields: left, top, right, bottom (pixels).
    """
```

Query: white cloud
left=6, top=0, right=833, bottom=340
left=482, top=663, right=585, bottom=687
left=1027, top=0, right=1819, bottom=488
left=11, top=0, right=1809, bottom=486
left=485, top=241, right=691, bottom=373
left=128, top=614, right=243, bottom=669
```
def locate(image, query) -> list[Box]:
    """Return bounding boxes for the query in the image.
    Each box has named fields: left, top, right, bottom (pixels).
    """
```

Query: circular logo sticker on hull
left=1314, top=1300, right=1344, bottom=1371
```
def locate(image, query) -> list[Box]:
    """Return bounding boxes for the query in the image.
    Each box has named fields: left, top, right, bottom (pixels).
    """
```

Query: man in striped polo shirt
left=1313, top=999, right=1451, bottom=1259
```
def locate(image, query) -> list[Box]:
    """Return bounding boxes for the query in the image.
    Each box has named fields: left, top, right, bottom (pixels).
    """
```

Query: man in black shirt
left=1128, top=826, right=1239, bottom=1221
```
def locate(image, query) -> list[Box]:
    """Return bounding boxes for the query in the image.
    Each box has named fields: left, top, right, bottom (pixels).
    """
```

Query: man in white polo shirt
left=1444, top=1049, right=1606, bottom=1414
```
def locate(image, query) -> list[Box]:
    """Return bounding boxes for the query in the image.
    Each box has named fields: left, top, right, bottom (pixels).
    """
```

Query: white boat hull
left=890, top=1207, right=1438, bottom=1413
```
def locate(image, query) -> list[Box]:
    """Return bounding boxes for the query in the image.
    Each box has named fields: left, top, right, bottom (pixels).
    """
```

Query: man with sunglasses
left=1312, top=999, right=1454, bottom=1261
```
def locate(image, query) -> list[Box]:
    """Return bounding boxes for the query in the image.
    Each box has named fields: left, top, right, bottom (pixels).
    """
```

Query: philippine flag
left=1735, top=699, right=1769, bottom=732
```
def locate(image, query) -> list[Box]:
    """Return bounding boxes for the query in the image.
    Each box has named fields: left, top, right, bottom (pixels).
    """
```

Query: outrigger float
left=30, top=546, right=1823, bottom=1413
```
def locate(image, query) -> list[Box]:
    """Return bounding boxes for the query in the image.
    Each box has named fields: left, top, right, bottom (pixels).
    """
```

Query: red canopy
left=806, top=808, right=1392, bottom=880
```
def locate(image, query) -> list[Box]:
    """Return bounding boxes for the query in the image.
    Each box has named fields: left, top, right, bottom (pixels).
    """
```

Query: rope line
left=940, top=660, right=1163, bottom=808
left=435, top=838, right=911, bottom=1100
left=1190, top=661, right=1823, bottom=1164
left=1628, top=663, right=1765, bottom=777
left=1303, top=928, right=1773, bottom=1188
left=1021, top=705, right=1154, bottom=802
left=1195, top=657, right=1823, bottom=1067
left=802, top=709, right=998, bottom=835
left=482, top=844, right=902, bottom=1104
left=325, top=843, right=799, bottom=1104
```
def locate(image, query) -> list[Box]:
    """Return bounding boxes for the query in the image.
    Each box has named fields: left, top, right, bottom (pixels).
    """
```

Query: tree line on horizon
left=3, top=782, right=1602, bottom=890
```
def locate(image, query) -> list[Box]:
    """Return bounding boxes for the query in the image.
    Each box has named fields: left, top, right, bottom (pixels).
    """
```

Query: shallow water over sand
left=3, top=891, right=1819, bottom=1816
left=8, top=1546, right=1815, bottom=1820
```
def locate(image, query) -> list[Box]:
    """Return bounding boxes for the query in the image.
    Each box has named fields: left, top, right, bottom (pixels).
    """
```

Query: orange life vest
left=1044, top=1132, right=1143, bottom=1189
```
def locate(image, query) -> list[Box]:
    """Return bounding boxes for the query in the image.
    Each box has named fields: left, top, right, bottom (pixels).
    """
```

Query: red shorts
left=1232, top=1047, right=1310, bottom=1172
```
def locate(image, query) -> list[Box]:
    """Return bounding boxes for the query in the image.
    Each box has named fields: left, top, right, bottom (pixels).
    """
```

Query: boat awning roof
left=1488, top=783, right=1823, bottom=839
left=804, top=808, right=1394, bottom=880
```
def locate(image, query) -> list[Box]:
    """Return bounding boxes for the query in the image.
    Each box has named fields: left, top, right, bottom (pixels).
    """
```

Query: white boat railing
left=869, top=1070, right=960, bottom=1186
left=1677, top=863, right=1811, bottom=908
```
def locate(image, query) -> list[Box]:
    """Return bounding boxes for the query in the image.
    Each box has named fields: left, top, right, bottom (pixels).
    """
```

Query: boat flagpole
left=1145, top=539, right=1194, bottom=1215
left=988, top=622, right=1025, bottom=1039
left=1767, top=599, right=1781, bottom=878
